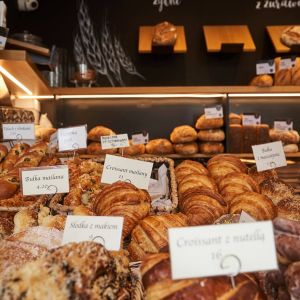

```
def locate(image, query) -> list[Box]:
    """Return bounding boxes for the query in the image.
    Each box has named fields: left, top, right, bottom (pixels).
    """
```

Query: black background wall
left=5, top=0, right=300, bottom=86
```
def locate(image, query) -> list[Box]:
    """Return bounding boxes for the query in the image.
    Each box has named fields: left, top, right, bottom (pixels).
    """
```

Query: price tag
left=279, top=58, right=293, bottom=70
left=62, top=216, right=123, bottom=251
left=242, top=114, right=261, bottom=126
left=274, top=120, right=293, bottom=131
left=2, top=123, right=35, bottom=140
left=252, top=141, right=287, bottom=172
left=101, top=154, right=153, bottom=190
left=101, top=134, right=129, bottom=150
left=48, top=131, right=58, bottom=152
left=204, top=105, right=224, bottom=119
left=21, top=165, right=70, bottom=196
left=239, top=211, right=256, bottom=223
left=58, top=125, right=87, bottom=152
left=132, top=132, right=149, bottom=145
left=168, top=221, right=277, bottom=280
left=256, top=60, right=275, bottom=75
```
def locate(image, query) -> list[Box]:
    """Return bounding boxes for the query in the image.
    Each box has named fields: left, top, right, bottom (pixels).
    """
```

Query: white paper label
left=256, top=61, right=275, bottom=75
left=132, top=132, right=149, bottom=145
left=101, top=134, right=129, bottom=150
left=101, top=154, right=153, bottom=190
left=2, top=123, right=35, bottom=140
left=58, top=125, right=87, bottom=152
left=279, top=58, right=293, bottom=70
left=48, top=131, right=58, bottom=151
left=274, top=121, right=293, bottom=131
left=21, top=165, right=70, bottom=196
left=62, top=216, right=123, bottom=251
left=168, top=221, right=277, bottom=280
left=204, top=105, right=224, bottom=119
left=239, top=211, right=256, bottom=223
left=252, top=141, right=287, bottom=172
left=242, top=114, right=261, bottom=126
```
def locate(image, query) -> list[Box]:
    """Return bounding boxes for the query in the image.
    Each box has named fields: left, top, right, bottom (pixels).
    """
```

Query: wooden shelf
left=138, top=26, right=187, bottom=54
left=266, top=25, right=300, bottom=53
left=203, top=25, right=256, bottom=53
left=0, top=50, right=51, bottom=96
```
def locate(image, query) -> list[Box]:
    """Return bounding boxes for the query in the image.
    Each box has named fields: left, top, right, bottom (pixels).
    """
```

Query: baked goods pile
left=269, top=128, right=300, bottom=153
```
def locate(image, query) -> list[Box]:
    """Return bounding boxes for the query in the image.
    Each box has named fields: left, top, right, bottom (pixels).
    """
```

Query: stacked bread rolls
left=269, top=128, right=300, bottom=153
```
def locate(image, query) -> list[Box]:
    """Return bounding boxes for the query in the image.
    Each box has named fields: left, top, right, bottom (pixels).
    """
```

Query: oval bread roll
left=173, top=142, right=198, bottom=155
left=269, top=129, right=300, bottom=144
left=146, top=139, right=174, bottom=155
left=118, top=140, right=145, bottom=156
left=199, top=142, right=224, bottom=155
left=250, top=74, right=273, bottom=87
left=170, top=125, right=197, bottom=143
left=87, top=142, right=118, bottom=155
left=284, top=144, right=299, bottom=153
left=87, top=125, right=116, bottom=141
left=195, top=114, right=224, bottom=130
left=197, top=129, right=225, bottom=142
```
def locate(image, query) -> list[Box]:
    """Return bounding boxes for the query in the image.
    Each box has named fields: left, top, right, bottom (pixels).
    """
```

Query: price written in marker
left=2, top=123, right=35, bottom=140
left=58, top=125, right=87, bottom=152
left=204, top=105, right=224, bottom=119
left=101, top=134, right=129, bottom=150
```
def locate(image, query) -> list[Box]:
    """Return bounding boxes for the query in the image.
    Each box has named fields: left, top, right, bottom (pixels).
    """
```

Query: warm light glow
left=0, top=66, right=33, bottom=96
left=229, top=93, right=300, bottom=97
left=17, top=95, right=55, bottom=99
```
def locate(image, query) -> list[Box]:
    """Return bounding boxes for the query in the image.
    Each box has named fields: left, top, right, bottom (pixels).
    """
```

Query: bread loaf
left=173, top=142, right=198, bottom=155
left=146, top=139, right=174, bottom=155
left=269, top=129, right=300, bottom=144
left=250, top=74, right=273, bottom=87
left=274, top=57, right=292, bottom=86
left=195, top=114, right=224, bottom=130
left=170, top=125, right=197, bottom=143
left=257, top=124, right=270, bottom=144
left=87, top=141, right=118, bottom=155
left=152, top=21, right=177, bottom=46
left=175, top=160, right=209, bottom=184
left=243, top=125, right=257, bottom=153
left=197, top=129, right=225, bottom=142
left=87, top=125, right=116, bottom=141
left=118, top=140, right=145, bottom=156
left=228, top=124, right=243, bottom=153
left=199, top=142, right=224, bottom=155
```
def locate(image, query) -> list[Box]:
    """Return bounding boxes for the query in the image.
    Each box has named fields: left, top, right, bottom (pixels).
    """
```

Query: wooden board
left=203, top=25, right=256, bottom=53
left=266, top=25, right=300, bottom=53
left=138, top=26, right=187, bottom=54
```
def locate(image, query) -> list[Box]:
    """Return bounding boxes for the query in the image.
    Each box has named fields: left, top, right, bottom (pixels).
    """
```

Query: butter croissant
left=175, top=160, right=209, bottom=184
left=92, top=181, right=151, bottom=238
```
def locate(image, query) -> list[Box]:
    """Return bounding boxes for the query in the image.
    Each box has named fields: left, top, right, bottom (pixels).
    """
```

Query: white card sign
left=2, top=123, right=35, bottom=140
left=242, top=114, right=261, bottom=126
left=21, top=165, right=69, bottom=196
left=256, top=60, right=275, bottom=75
left=101, top=154, right=153, bottom=190
left=252, top=141, right=287, bottom=172
left=204, top=105, right=224, bottom=119
left=58, top=125, right=87, bottom=152
left=279, top=58, right=293, bottom=70
left=132, top=132, right=149, bottom=145
left=62, top=216, right=123, bottom=251
left=274, top=121, right=293, bottom=131
left=168, top=221, right=277, bottom=280
left=101, top=134, right=129, bottom=150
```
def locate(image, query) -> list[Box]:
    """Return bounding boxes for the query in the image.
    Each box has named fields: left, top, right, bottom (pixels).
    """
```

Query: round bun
left=250, top=74, right=273, bottom=87
left=87, top=126, right=116, bottom=141
left=199, top=142, right=224, bottom=155
left=269, top=129, right=300, bottom=144
left=195, top=114, right=224, bottom=130
left=146, top=139, right=174, bottom=155
left=229, top=113, right=242, bottom=125
left=284, top=144, right=299, bottom=153
left=152, top=21, right=177, bottom=46
left=118, top=140, right=145, bottom=156
left=173, top=142, right=198, bottom=155
left=197, top=129, right=225, bottom=142
left=87, top=142, right=118, bottom=155
left=170, top=125, right=197, bottom=143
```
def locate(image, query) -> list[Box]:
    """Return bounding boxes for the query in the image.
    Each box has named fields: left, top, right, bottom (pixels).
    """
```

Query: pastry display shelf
left=266, top=25, right=300, bottom=53
left=203, top=25, right=256, bottom=53
left=138, top=26, right=187, bottom=54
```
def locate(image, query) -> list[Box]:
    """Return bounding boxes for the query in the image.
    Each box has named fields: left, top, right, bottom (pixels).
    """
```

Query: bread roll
left=87, top=125, right=116, bottom=141
left=152, top=21, right=177, bottom=46
left=92, top=181, right=151, bottom=238
left=118, top=140, right=145, bottom=156
left=199, top=142, right=224, bottom=155
left=291, top=57, right=300, bottom=85
left=195, top=114, right=224, bottom=130
left=277, top=198, right=300, bottom=221
left=87, top=141, right=118, bottom=155
left=229, top=113, right=242, bottom=125
left=128, top=213, right=187, bottom=261
left=284, top=143, right=299, bottom=153
left=197, top=129, right=225, bottom=142
left=170, top=125, right=197, bottom=143
left=281, top=26, right=300, bottom=47
left=269, top=129, right=300, bottom=144
left=250, top=74, right=273, bottom=87
left=175, top=160, right=209, bottom=184
left=228, top=124, right=243, bottom=153
left=274, top=57, right=292, bottom=86
left=146, top=139, right=174, bottom=155
left=173, top=142, right=198, bottom=155
left=229, top=192, right=277, bottom=221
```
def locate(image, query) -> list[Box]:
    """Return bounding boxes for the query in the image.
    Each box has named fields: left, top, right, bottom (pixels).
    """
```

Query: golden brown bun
left=199, top=142, right=224, bottom=155
left=2, top=143, right=30, bottom=172
left=128, top=213, right=187, bottom=261
left=118, top=140, right=145, bottom=156
left=141, top=253, right=264, bottom=300
left=87, top=125, right=116, bottom=141
left=35, top=127, right=57, bottom=142
left=292, top=57, right=300, bottom=85
left=152, top=21, right=177, bottom=46
left=269, top=129, right=300, bottom=144
left=72, top=205, right=95, bottom=216
left=173, top=142, right=198, bottom=155
left=229, top=192, right=277, bottom=220
left=281, top=26, right=300, bottom=47
left=195, top=114, right=224, bottom=130
left=248, top=165, right=278, bottom=185
left=0, top=217, right=13, bottom=240
left=13, top=208, right=38, bottom=234
left=146, top=139, right=174, bottom=155
left=179, top=187, right=228, bottom=225
left=170, top=125, right=197, bottom=143
left=175, top=160, right=209, bottom=184
left=284, top=144, right=299, bottom=153
left=218, top=172, right=260, bottom=205
left=197, top=129, right=225, bottom=142
left=277, top=198, right=300, bottom=221
left=87, top=141, right=118, bottom=155
left=0, top=144, right=8, bottom=162
left=229, top=113, right=242, bottom=125
left=92, top=181, right=151, bottom=238
left=250, top=74, right=273, bottom=87
left=274, top=57, right=292, bottom=86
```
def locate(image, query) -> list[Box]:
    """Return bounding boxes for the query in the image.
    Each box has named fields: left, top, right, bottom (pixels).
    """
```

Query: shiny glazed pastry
left=128, top=213, right=187, bottom=261
left=152, top=21, right=178, bottom=46
left=141, top=253, right=265, bottom=300
left=229, top=191, right=277, bottom=221
left=281, top=26, right=300, bottom=47
left=250, top=74, right=273, bottom=87
left=92, top=181, right=151, bottom=238
left=195, top=114, right=224, bottom=130
left=175, top=160, right=209, bottom=184
left=173, top=142, right=198, bottom=155
left=87, top=125, right=116, bottom=141
left=146, top=139, right=174, bottom=155
left=197, top=129, right=225, bottom=142
left=199, top=142, right=224, bottom=155
left=170, top=125, right=197, bottom=143
left=87, top=141, right=118, bottom=155
left=118, top=140, right=145, bottom=156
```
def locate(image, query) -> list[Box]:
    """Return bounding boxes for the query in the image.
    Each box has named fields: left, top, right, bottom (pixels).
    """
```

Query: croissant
left=128, top=213, right=187, bottom=261
left=175, top=160, right=209, bottom=184
left=141, top=253, right=265, bottom=300
left=248, top=166, right=278, bottom=185
left=92, top=181, right=151, bottom=238
left=218, top=172, right=260, bottom=205
left=229, top=192, right=277, bottom=220
left=179, top=187, right=228, bottom=225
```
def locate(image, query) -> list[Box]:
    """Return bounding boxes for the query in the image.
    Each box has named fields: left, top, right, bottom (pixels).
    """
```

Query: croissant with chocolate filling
left=179, top=187, right=228, bottom=225
left=128, top=213, right=187, bottom=261
left=175, top=160, right=209, bottom=184
left=92, top=181, right=151, bottom=238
